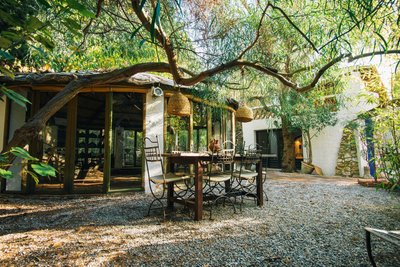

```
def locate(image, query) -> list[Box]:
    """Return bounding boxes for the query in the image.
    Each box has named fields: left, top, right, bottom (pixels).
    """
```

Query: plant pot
left=208, top=139, right=221, bottom=153
left=301, top=162, right=314, bottom=174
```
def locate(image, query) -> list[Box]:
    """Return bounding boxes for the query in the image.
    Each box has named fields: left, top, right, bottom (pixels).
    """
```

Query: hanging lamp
left=167, top=89, right=191, bottom=117
left=236, top=103, right=254, bottom=122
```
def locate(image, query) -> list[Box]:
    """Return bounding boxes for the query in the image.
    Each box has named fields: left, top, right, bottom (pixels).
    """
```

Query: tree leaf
left=36, top=0, right=51, bottom=9
left=0, top=154, right=7, bottom=163
left=0, top=67, right=15, bottom=79
left=0, top=50, right=14, bottom=60
left=375, top=31, right=388, bottom=51
left=64, top=18, right=81, bottom=30
left=130, top=25, right=142, bottom=39
left=31, top=163, right=57, bottom=177
left=150, top=0, right=161, bottom=43
left=1, top=86, right=31, bottom=108
left=33, top=34, right=55, bottom=50
left=26, top=17, right=45, bottom=32
left=0, top=37, right=12, bottom=48
left=139, top=39, right=146, bottom=48
left=10, top=147, right=38, bottom=161
left=0, top=168, right=13, bottom=179
left=0, top=10, right=19, bottom=26
left=139, top=0, right=146, bottom=9
left=26, top=170, right=39, bottom=184
left=66, top=0, right=96, bottom=18
left=1, top=31, right=21, bottom=41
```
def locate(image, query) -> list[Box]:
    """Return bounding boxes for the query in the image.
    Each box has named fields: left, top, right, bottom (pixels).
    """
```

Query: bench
left=365, top=227, right=400, bottom=267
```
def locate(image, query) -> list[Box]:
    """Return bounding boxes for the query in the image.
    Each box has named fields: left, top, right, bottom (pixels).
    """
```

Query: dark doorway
left=256, top=129, right=283, bottom=169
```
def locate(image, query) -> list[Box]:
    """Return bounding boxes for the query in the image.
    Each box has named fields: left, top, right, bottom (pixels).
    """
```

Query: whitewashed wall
left=242, top=118, right=281, bottom=148
left=144, top=92, right=164, bottom=193
left=309, top=72, right=380, bottom=176
left=6, top=94, right=27, bottom=191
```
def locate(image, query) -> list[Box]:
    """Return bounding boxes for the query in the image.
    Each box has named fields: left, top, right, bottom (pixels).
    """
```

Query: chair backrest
left=143, top=136, right=164, bottom=179
left=236, top=144, right=260, bottom=173
left=207, top=141, right=235, bottom=175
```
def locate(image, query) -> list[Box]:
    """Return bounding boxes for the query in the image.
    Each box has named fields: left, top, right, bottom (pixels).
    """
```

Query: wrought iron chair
left=143, top=136, right=191, bottom=219
left=232, top=144, right=262, bottom=210
left=203, top=140, right=237, bottom=219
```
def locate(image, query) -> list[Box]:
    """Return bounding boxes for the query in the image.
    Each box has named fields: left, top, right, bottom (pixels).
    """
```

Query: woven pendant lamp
left=167, top=90, right=191, bottom=117
left=236, top=103, right=253, bottom=122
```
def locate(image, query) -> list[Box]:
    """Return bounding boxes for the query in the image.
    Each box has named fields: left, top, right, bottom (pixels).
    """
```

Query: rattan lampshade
left=236, top=104, right=253, bottom=122
left=167, top=90, right=191, bottom=117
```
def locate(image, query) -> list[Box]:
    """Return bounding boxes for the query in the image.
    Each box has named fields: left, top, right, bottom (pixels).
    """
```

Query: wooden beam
left=189, top=101, right=194, bottom=151
left=231, top=111, right=236, bottom=145
left=26, top=91, right=41, bottom=194
left=64, top=96, right=77, bottom=193
left=141, top=93, right=146, bottom=190
left=0, top=97, right=10, bottom=192
left=207, top=107, right=212, bottom=144
left=103, top=92, right=113, bottom=193
left=29, top=85, right=150, bottom=93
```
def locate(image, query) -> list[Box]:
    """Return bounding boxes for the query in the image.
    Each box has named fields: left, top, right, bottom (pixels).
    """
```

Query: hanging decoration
left=167, top=89, right=191, bottom=117
left=235, top=103, right=253, bottom=122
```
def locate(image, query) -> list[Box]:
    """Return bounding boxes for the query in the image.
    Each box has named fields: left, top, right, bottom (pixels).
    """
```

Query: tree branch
left=131, top=0, right=183, bottom=83
left=269, top=3, right=319, bottom=53
left=238, top=4, right=269, bottom=59
left=348, top=50, right=400, bottom=62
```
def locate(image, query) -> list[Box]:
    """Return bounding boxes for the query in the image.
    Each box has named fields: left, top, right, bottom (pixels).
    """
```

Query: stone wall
left=335, top=127, right=360, bottom=177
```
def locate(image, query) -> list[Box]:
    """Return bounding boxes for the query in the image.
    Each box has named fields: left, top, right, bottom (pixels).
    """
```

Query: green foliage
left=31, top=162, right=57, bottom=177
left=0, top=85, right=31, bottom=109
left=371, top=104, right=400, bottom=190
left=0, top=147, right=57, bottom=183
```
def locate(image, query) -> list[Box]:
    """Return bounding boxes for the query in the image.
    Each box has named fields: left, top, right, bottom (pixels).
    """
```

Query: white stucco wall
left=242, top=118, right=281, bottom=148
left=6, top=95, right=27, bottom=191
left=309, top=72, right=378, bottom=176
left=144, top=92, right=164, bottom=193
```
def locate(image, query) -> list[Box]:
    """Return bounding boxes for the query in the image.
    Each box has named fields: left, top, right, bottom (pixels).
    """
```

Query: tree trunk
left=281, top=117, right=296, bottom=172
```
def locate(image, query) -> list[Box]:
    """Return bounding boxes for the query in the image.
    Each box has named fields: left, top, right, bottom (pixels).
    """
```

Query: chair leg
left=366, top=230, right=377, bottom=267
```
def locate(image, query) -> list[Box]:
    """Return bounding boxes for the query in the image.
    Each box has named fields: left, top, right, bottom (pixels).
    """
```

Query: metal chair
left=232, top=144, right=262, bottom=210
left=143, top=136, right=191, bottom=219
left=203, top=140, right=237, bottom=219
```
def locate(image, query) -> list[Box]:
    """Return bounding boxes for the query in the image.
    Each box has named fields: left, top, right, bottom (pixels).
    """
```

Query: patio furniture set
left=143, top=136, right=267, bottom=221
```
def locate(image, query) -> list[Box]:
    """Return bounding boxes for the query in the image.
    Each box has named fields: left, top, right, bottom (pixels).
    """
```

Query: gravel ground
left=0, top=170, right=399, bottom=267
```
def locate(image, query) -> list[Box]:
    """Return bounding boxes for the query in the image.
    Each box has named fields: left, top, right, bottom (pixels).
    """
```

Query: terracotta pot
left=208, top=139, right=221, bottom=153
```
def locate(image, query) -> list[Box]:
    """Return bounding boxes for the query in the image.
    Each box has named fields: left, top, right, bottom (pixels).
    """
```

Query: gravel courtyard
left=0, top=171, right=399, bottom=266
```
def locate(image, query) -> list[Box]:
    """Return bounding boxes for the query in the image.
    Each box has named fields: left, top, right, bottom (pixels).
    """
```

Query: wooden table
left=163, top=152, right=264, bottom=221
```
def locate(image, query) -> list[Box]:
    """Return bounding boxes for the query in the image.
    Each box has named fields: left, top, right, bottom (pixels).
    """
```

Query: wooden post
left=103, top=92, right=113, bottom=193
left=26, top=91, right=41, bottom=194
left=231, top=111, right=236, bottom=145
left=189, top=101, right=193, bottom=151
left=141, top=93, right=146, bottom=190
left=0, top=97, right=9, bottom=192
left=207, top=107, right=212, bottom=144
left=163, top=98, right=169, bottom=172
left=194, top=160, right=203, bottom=221
left=64, top=96, right=77, bottom=193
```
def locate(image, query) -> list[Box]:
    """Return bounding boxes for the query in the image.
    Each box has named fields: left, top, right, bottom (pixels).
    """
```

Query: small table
left=163, top=152, right=264, bottom=221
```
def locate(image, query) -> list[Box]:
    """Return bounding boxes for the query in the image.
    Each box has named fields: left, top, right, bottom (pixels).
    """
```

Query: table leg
left=194, top=161, right=203, bottom=221
left=257, top=159, right=264, bottom=206
left=167, top=182, right=174, bottom=209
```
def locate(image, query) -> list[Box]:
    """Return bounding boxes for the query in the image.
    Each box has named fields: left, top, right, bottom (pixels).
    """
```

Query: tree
left=1, top=0, right=399, bottom=171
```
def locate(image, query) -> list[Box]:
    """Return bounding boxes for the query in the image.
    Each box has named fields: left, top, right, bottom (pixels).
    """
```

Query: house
left=0, top=72, right=235, bottom=194
left=242, top=57, right=397, bottom=177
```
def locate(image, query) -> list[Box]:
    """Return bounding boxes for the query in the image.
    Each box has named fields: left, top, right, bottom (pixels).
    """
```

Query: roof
left=0, top=72, right=190, bottom=89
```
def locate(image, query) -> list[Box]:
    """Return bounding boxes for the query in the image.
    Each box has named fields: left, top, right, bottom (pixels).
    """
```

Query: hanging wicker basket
left=236, top=104, right=254, bottom=122
left=167, top=90, right=191, bottom=117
